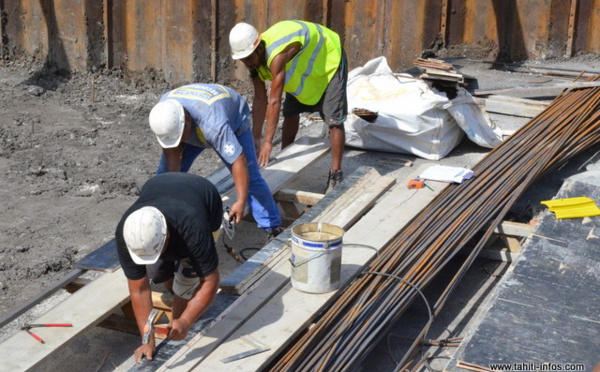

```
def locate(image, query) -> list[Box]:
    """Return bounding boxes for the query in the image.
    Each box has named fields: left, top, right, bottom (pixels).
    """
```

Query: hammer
left=141, top=309, right=160, bottom=345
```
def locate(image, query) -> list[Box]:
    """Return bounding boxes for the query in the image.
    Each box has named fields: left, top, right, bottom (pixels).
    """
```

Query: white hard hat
left=229, top=22, right=261, bottom=60
left=149, top=99, right=185, bottom=148
left=123, top=206, right=168, bottom=265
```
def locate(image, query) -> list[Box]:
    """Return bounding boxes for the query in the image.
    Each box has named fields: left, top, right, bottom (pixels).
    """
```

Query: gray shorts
left=147, top=257, right=200, bottom=300
left=282, top=49, right=348, bottom=128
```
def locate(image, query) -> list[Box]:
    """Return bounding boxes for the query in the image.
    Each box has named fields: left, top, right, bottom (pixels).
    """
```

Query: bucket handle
left=289, top=251, right=328, bottom=268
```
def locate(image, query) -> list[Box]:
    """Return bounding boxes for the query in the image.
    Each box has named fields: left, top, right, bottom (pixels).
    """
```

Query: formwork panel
left=162, top=0, right=203, bottom=84
left=9, top=1, right=47, bottom=60
left=226, top=0, right=269, bottom=81
left=5, top=0, right=89, bottom=70
left=515, top=0, right=553, bottom=60
left=387, top=0, right=443, bottom=71
left=577, top=0, right=600, bottom=53
left=332, top=0, right=381, bottom=68
left=269, top=0, right=324, bottom=25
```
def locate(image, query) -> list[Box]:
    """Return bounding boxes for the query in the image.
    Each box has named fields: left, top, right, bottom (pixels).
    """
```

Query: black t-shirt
left=115, top=173, right=223, bottom=280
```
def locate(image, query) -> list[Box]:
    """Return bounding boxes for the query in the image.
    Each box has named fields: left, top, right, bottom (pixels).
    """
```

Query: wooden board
left=473, top=95, right=549, bottom=118
left=71, top=136, right=330, bottom=274
left=219, top=167, right=396, bottom=295
left=473, top=81, right=600, bottom=97
left=191, top=175, right=447, bottom=371
left=0, top=269, right=130, bottom=371
left=221, top=136, right=330, bottom=208
left=158, top=165, right=444, bottom=372
left=73, top=239, right=120, bottom=272
left=158, top=167, right=401, bottom=371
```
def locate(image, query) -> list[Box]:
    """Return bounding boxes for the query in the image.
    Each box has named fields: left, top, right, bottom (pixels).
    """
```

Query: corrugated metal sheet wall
left=1, top=0, right=598, bottom=84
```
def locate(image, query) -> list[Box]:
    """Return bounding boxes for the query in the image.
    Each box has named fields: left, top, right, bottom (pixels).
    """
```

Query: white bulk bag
left=344, top=57, right=502, bottom=160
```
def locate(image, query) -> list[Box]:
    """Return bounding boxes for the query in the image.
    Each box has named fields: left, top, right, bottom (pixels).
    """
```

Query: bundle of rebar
left=268, top=80, right=600, bottom=371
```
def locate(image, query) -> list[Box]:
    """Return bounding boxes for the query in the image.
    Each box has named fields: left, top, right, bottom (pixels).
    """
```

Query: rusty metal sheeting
left=2, top=1, right=600, bottom=83
left=267, top=81, right=600, bottom=371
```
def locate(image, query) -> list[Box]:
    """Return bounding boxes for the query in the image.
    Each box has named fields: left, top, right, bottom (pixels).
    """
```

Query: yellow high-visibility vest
left=257, top=20, right=342, bottom=106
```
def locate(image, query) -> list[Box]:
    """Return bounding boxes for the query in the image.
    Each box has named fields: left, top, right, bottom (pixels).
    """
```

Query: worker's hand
left=257, top=142, right=273, bottom=167
left=168, top=318, right=191, bottom=341
left=229, top=201, right=244, bottom=224
left=253, top=137, right=261, bottom=153
left=134, top=342, right=155, bottom=362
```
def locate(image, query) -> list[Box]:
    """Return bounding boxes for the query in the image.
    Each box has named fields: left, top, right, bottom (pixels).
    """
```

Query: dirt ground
left=0, top=59, right=254, bottom=323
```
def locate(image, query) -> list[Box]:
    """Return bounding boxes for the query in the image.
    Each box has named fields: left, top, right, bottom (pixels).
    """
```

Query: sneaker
left=265, top=226, right=284, bottom=241
left=325, top=169, right=343, bottom=194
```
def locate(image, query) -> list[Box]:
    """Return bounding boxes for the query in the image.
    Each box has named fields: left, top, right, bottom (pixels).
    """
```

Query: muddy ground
left=0, top=59, right=255, bottom=322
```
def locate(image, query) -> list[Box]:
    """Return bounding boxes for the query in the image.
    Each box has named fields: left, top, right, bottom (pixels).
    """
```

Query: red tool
left=407, top=178, right=425, bottom=189
left=22, top=323, right=73, bottom=344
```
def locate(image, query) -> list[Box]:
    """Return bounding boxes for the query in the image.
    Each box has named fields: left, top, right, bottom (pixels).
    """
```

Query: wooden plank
left=473, top=95, right=549, bottom=118
left=494, top=220, right=533, bottom=238
left=500, top=235, right=522, bottom=253
left=191, top=176, right=447, bottom=371
left=73, top=239, right=120, bottom=272
left=0, top=269, right=130, bottom=371
left=220, top=167, right=396, bottom=295
left=221, top=137, right=330, bottom=208
left=158, top=166, right=442, bottom=372
left=274, top=189, right=324, bottom=206
left=0, top=269, right=85, bottom=328
left=473, top=81, right=600, bottom=97
left=219, top=166, right=377, bottom=294
left=69, top=137, right=328, bottom=278
left=278, top=200, right=302, bottom=219
left=232, top=170, right=396, bottom=295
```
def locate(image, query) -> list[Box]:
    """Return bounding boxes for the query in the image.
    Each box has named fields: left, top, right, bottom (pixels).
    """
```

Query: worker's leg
left=329, top=124, right=345, bottom=171
left=281, top=115, right=300, bottom=149
left=282, top=93, right=310, bottom=149
left=156, top=144, right=203, bottom=174
left=217, top=129, right=282, bottom=229
left=320, top=50, right=348, bottom=192
left=170, top=258, right=201, bottom=318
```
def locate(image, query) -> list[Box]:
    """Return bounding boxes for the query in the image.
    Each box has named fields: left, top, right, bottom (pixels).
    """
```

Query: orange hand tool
left=407, top=178, right=425, bottom=189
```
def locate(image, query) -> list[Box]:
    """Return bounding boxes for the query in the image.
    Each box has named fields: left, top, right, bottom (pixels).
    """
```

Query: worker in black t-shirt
left=115, top=172, right=223, bottom=362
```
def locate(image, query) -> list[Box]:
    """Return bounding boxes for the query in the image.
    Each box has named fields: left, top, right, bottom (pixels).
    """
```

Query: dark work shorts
left=282, top=49, right=348, bottom=128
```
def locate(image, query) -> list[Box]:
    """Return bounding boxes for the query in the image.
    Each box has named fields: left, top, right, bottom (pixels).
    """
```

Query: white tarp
left=344, top=57, right=503, bottom=160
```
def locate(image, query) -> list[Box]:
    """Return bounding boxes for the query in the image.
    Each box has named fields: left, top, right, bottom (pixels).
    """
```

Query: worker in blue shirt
left=148, top=83, right=282, bottom=237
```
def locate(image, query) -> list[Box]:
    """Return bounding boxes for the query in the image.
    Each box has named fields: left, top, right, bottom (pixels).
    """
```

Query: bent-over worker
left=148, top=83, right=282, bottom=238
left=229, top=20, right=348, bottom=193
left=115, top=172, right=222, bottom=362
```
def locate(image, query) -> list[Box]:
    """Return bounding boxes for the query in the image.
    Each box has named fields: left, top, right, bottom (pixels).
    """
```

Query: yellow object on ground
left=541, top=197, right=600, bottom=219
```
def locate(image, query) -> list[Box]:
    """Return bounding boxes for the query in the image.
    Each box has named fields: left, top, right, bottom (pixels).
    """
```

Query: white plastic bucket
left=290, top=222, right=344, bottom=293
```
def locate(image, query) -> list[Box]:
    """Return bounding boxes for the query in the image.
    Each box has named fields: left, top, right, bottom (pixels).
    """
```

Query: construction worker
left=115, top=172, right=222, bottom=362
left=148, top=83, right=282, bottom=238
left=229, top=20, right=348, bottom=193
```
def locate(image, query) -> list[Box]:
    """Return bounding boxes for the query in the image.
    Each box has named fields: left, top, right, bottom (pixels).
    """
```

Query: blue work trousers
left=156, top=129, right=281, bottom=230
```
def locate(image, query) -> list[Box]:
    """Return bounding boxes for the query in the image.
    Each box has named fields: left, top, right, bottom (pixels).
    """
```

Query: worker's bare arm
left=163, top=146, right=183, bottom=172
left=258, top=42, right=301, bottom=166
left=128, top=277, right=157, bottom=362
left=228, top=154, right=249, bottom=224
left=252, top=77, right=268, bottom=149
left=169, top=269, right=220, bottom=341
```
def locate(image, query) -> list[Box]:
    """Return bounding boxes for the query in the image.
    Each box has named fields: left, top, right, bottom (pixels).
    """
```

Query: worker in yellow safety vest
left=229, top=20, right=348, bottom=193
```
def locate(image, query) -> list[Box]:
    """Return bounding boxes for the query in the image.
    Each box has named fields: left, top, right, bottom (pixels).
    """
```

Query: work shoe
left=265, top=226, right=284, bottom=242
left=325, top=169, right=343, bottom=194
